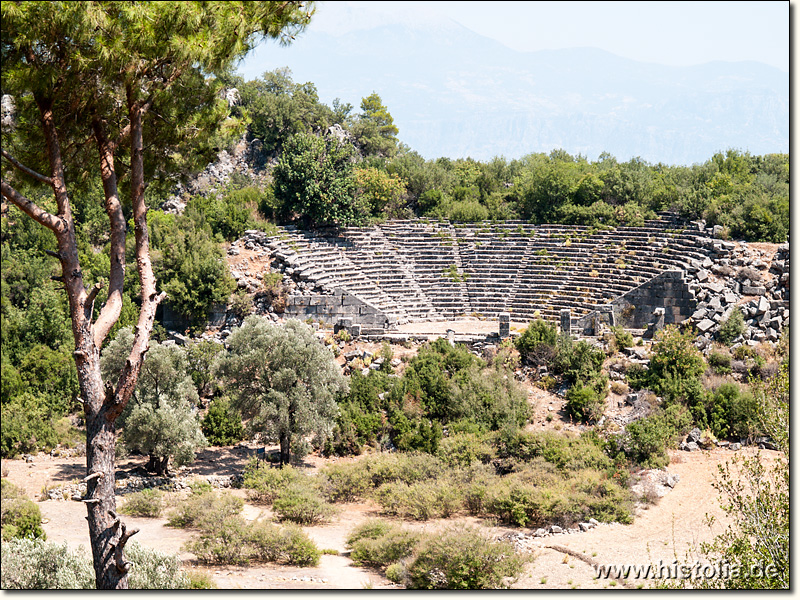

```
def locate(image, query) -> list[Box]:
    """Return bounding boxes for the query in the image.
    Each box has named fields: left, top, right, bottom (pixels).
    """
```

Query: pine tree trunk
left=79, top=351, right=132, bottom=589
left=86, top=411, right=128, bottom=588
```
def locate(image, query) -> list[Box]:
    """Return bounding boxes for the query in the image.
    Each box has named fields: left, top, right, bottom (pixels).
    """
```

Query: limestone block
left=742, top=285, right=766, bottom=296
left=498, top=312, right=510, bottom=338
left=696, top=319, right=715, bottom=333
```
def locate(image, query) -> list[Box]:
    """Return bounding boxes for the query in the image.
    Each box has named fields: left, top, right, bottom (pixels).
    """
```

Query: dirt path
left=512, top=449, right=733, bottom=589
left=3, top=444, right=767, bottom=590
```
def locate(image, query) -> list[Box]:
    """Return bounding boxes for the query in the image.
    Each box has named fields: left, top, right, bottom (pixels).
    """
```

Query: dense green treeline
left=221, top=69, right=789, bottom=237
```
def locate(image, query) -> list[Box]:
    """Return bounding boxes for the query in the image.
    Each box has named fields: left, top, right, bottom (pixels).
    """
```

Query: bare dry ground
left=3, top=443, right=774, bottom=590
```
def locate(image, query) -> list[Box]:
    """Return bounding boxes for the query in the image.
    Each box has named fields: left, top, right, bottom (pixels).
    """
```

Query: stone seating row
left=263, top=218, right=713, bottom=325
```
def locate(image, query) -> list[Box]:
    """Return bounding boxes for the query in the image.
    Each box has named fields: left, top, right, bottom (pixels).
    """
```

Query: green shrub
left=649, top=326, right=706, bottom=382
left=515, top=319, right=558, bottom=365
left=708, top=350, right=733, bottom=375
left=624, top=404, right=693, bottom=468
left=1, top=392, right=59, bottom=458
left=460, top=463, right=500, bottom=515
left=611, top=326, right=634, bottom=350
left=390, top=412, right=442, bottom=453
left=385, top=562, right=405, bottom=583
left=201, top=397, right=244, bottom=446
left=320, top=463, right=373, bottom=503
left=247, top=521, right=321, bottom=566
left=625, top=363, right=649, bottom=390
left=167, top=488, right=243, bottom=529
left=557, top=339, right=606, bottom=384
left=1, top=480, right=45, bottom=542
left=610, top=380, right=629, bottom=395
left=373, top=479, right=461, bottom=521
left=346, top=518, right=394, bottom=548
left=446, top=199, right=489, bottom=223
left=272, top=483, right=337, bottom=525
left=328, top=400, right=385, bottom=456
left=656, top=371, right=709, bottom=410
left=396, top=338, right=482, bottom=422
left=228, top=290, right=253, bottom=319
left=184, top=570, right=216, bottom=589
left=717, top=308, right=746, bottom=345
left=484, top=482, right=540, bottom=527
left=727, top=387, right=761, bottom=440
left=148, top=211, right=236, bottom=328
left=483, top=463, right=633, bottom=528
left=1, top=499, right=46, bottom=542
left=187, top=515, right=321, bottom=567
left=706, top=382, right=760, bottom=440
left=0, top=539, right=94, bottom=589
left=565, top=383, right=604, bottom=423
left=185, top=515, right=253, bottom=565
left=404, top=525, right=527, bottom=589
left=449, top=365, right=531, bottom=431
left=120, top=488, right=165, bottom=518
left=126, top=541, right=191, bottom=589
left=347, top=520, right=423, bottom=568
left=437, top=432, right=495, bottom=468
left=242, top=461, right=305, bottom=504
left=185, top=188, right=261, bottom=242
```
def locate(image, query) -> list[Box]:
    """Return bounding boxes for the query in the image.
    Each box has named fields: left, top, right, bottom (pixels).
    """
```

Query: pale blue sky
left=260, top=0, right=789, bottom=72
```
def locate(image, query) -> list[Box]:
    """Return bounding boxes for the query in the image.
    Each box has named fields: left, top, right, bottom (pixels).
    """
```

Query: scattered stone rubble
left=43, top=470, right=243, bottom=502
left=630, top=468, right=680, bottom=499
left=683, top=236, right=789, bottom=349
left=497, top=518, right=607, bottom=552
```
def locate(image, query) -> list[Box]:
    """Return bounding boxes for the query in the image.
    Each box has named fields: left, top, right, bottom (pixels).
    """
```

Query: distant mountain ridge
left=240, top=17, right=788, bottom=165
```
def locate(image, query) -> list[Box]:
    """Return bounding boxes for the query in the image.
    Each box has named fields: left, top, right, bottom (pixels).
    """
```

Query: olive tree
left=215, top=317, right=346, bottom=465
left=101, top=328, right=205, bottom=475
left=1, top=1, right=313, bottom=588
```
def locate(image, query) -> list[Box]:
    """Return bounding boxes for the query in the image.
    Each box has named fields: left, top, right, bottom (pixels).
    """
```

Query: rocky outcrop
left=161, top=135, right=272, bottom=215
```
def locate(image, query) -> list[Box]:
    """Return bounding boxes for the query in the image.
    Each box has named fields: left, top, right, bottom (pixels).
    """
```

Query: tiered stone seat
left=382, top=222, right=473, bottom=320
left=267, top=231, right=404, bottom=317
left=453, top=222, right=537, bottom=316
left=261, top=216, right=715, bottom=329
left=338, top=226, right=435, bottom=323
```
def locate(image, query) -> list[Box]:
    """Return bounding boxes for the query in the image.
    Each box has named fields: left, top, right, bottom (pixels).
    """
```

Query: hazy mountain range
left=239, top=8, right=788, bottom=166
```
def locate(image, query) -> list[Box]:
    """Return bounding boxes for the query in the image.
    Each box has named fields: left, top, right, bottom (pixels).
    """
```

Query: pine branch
left=1, top=150, right=54, bottom=185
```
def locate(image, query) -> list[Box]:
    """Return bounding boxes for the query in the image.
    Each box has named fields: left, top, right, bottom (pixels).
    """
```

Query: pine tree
left=1, top=1, right=313, bottom=588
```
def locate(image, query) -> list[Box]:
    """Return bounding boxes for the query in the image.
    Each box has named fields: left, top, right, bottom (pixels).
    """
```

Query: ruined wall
left=610, top=270, right=696, bottom=329
left=283, top=289, right=395, bottom=333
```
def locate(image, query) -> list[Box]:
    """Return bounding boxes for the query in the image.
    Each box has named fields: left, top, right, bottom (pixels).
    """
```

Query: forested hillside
left=1, top=63, right=790, bottom=459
